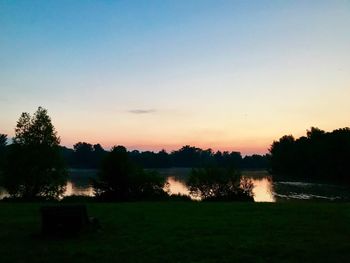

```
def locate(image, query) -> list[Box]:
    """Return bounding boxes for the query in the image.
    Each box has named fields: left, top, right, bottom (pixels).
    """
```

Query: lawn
left=0, top=202, right=349, bottom=263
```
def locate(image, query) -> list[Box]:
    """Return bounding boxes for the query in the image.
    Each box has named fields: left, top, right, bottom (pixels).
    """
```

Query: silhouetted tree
left=0, top=134, right=7, bottom=148
left=1, top=107, right=67, bottom=199
left=156, top=149, right=170, bottom=168
left=0, top=134, right=7, bottom=174
left=241, top=154, right=269, bottom=169
left=171, top=145, right=202, bottom=167
left=93, top=145, right=167, bottom=201
left=72, top=142, right=106, bottom=168
left=59, top=146, right=75, bottom=167
left=269, top=127, right=350, bottom=184
left=73, top=142, right=94, bottom=167
left=187, top=166, right=254, bottom=201
left=57, top=143, right=269, bottom=170
left=212, top=150, right=243, bottom=168
left=269, top=135, right=296, bottom=176
left=93, top=143, right=106, bottom=165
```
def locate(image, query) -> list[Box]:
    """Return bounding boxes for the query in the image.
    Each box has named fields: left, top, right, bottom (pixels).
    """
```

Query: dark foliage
left=93, top=146, right=168, bottom=201
left=0, top=134, right=6, bottom=148
left=73, top=142, right=106, bottom=168
left=129, top=149, right=171, bottom=168
left=241, top=154, right=269, bottom=169
left=1, top=107, right=67, bottom=199
left=0, top=134, right=7, bottom=171
left=58, top=143, right=269, bottom=170
left=58, top=143, right=107, bottom=169
left=187, top=166, right=254, bottom=201
left=270, top=127, right=350, bottom=184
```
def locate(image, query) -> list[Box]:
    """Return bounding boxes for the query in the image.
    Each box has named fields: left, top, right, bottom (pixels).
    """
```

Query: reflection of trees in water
left=248, top=176, right=275, bottom=202
left=64, top=181, right=94, bottom=197
left=165, top=173, right=275, bottom=202
left=273, top=181, right=350, bottom=201
left=66, top=172, right=278, bottom=202
left=164, top=176, right=191, bottom=197
left=62, top=169, right=350, bottom=202
left=0, top=187, right=10, bottom=199
left=65, top=169, right=95, bottom=197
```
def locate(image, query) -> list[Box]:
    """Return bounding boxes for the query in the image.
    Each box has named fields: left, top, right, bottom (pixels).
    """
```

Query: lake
left=63, top=168, right=350, bottom=202
left=1, top=168, right=349, bottom=201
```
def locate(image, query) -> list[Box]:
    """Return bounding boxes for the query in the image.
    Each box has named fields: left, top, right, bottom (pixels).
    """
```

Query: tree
left=269, top=127, right=350, bottom=183
left=187, top=166, right=254, bottom=201
left=171, top=145, right=202, bottom=167
left=93, top=145, right=167, bottom=201
left=0, top=134, right=7, bottom=173
left=73, top=142, right=94, bottom=168
left=2, top=107, right=67, bottom=199
left=72, top=142, right=106, bottom=168
left=269, top=135, right=296, bottom=176
left=0, top=134, right=7, bottom=148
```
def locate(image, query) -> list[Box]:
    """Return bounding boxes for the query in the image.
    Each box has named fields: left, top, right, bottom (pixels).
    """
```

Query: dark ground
left=0, top=202, right=349, bottom=263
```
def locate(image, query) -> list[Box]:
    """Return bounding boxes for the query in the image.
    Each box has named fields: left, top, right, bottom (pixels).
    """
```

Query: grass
left=0, top=202, right=350, bottom=263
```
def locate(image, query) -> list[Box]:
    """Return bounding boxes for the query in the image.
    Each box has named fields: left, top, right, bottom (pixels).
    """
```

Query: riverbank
left=0, top=202, right=349, bottom=262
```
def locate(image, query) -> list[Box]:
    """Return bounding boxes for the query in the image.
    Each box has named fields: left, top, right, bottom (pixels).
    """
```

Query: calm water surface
left=63, top=169, right=276, bottom=202
left=63, top=169, right=350, bottom=202
left=1, top=169, right=348, bottom=201
left=163, top=175, right=275, bottom=202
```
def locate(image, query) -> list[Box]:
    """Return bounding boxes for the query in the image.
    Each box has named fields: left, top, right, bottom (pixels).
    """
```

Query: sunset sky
left=1, top=0, right=349, bottom=155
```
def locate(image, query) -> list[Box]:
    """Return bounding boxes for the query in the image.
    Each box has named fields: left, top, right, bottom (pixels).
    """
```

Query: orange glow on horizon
left=60, top=135, right=270, bottom=155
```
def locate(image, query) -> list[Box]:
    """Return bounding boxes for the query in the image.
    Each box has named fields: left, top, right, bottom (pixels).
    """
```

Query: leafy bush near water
left=93, top=146, right=168, bottom=201
left=187, top=167, right=254, bottom=201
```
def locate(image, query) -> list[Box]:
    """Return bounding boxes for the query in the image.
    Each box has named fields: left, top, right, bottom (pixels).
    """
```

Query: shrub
left=187, top=166, right=254, bottom=201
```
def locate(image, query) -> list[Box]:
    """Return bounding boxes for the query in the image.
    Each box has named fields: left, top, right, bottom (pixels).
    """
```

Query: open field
left=0, top=202, right=349, bottom=263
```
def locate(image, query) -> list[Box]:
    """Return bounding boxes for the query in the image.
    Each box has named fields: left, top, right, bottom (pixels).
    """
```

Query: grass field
left=0, top=202, right=349, bottom=262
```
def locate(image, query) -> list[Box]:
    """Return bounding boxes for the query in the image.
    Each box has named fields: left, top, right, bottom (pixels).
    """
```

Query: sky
left=1, top=0, right=349, bottom=155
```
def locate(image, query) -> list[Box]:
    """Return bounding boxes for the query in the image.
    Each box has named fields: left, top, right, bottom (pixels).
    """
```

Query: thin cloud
left=128, top=109, right=156, bottom=114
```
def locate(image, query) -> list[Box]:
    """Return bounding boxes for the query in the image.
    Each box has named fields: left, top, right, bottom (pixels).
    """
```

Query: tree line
left=60, top=143, right=269, bottom=170
left=269, top=127, right=350, bottom=184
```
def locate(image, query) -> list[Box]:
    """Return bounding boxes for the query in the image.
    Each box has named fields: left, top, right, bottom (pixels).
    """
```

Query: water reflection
left=163, top=175, right=275, bottom=202
left=64, top=181, right=94, bottom=197
left=0, top=187, right=9, bottom=199
left=0, top=175, right=278, bottom=202
left=250, top=177, right=275, bottom=202
left=1, top=169, right=348, bottom=201
left=165, top=176, right=191, bottom=196
left=273, top=181, right=346, bottom=201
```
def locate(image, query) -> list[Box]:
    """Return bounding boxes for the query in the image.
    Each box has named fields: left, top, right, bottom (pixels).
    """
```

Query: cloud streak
left=128, top=109, right=156, bottom=114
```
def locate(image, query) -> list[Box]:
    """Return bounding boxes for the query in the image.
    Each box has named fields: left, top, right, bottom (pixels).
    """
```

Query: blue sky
left=1, top=0, right=349, bottom=154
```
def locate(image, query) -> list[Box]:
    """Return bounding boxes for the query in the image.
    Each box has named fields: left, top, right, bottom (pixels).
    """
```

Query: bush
left=187, top=166, right=254, bottom=201
left=93, top=146, right=168, bottom=201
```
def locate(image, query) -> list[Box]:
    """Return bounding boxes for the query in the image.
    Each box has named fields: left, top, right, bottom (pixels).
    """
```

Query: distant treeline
left=269, top=127, right=350, bottom=184
left=60, top=143, right=269, bottom=170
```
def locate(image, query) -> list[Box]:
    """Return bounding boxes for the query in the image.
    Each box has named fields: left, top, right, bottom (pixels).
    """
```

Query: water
left=162, top=176, right=275, bottom=201
left=1, top=169, right=349, bottom=201
left=273, top=180, right=350, bottom=201
left=0, top=187, right=9, bottom=199
left=249, top=176, right=275, bottom=202
left=61, top=169, right=277, bottom=202
left=61, top=169, right=350, bottom=202
left=65, top=181, right=94, bottom=197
